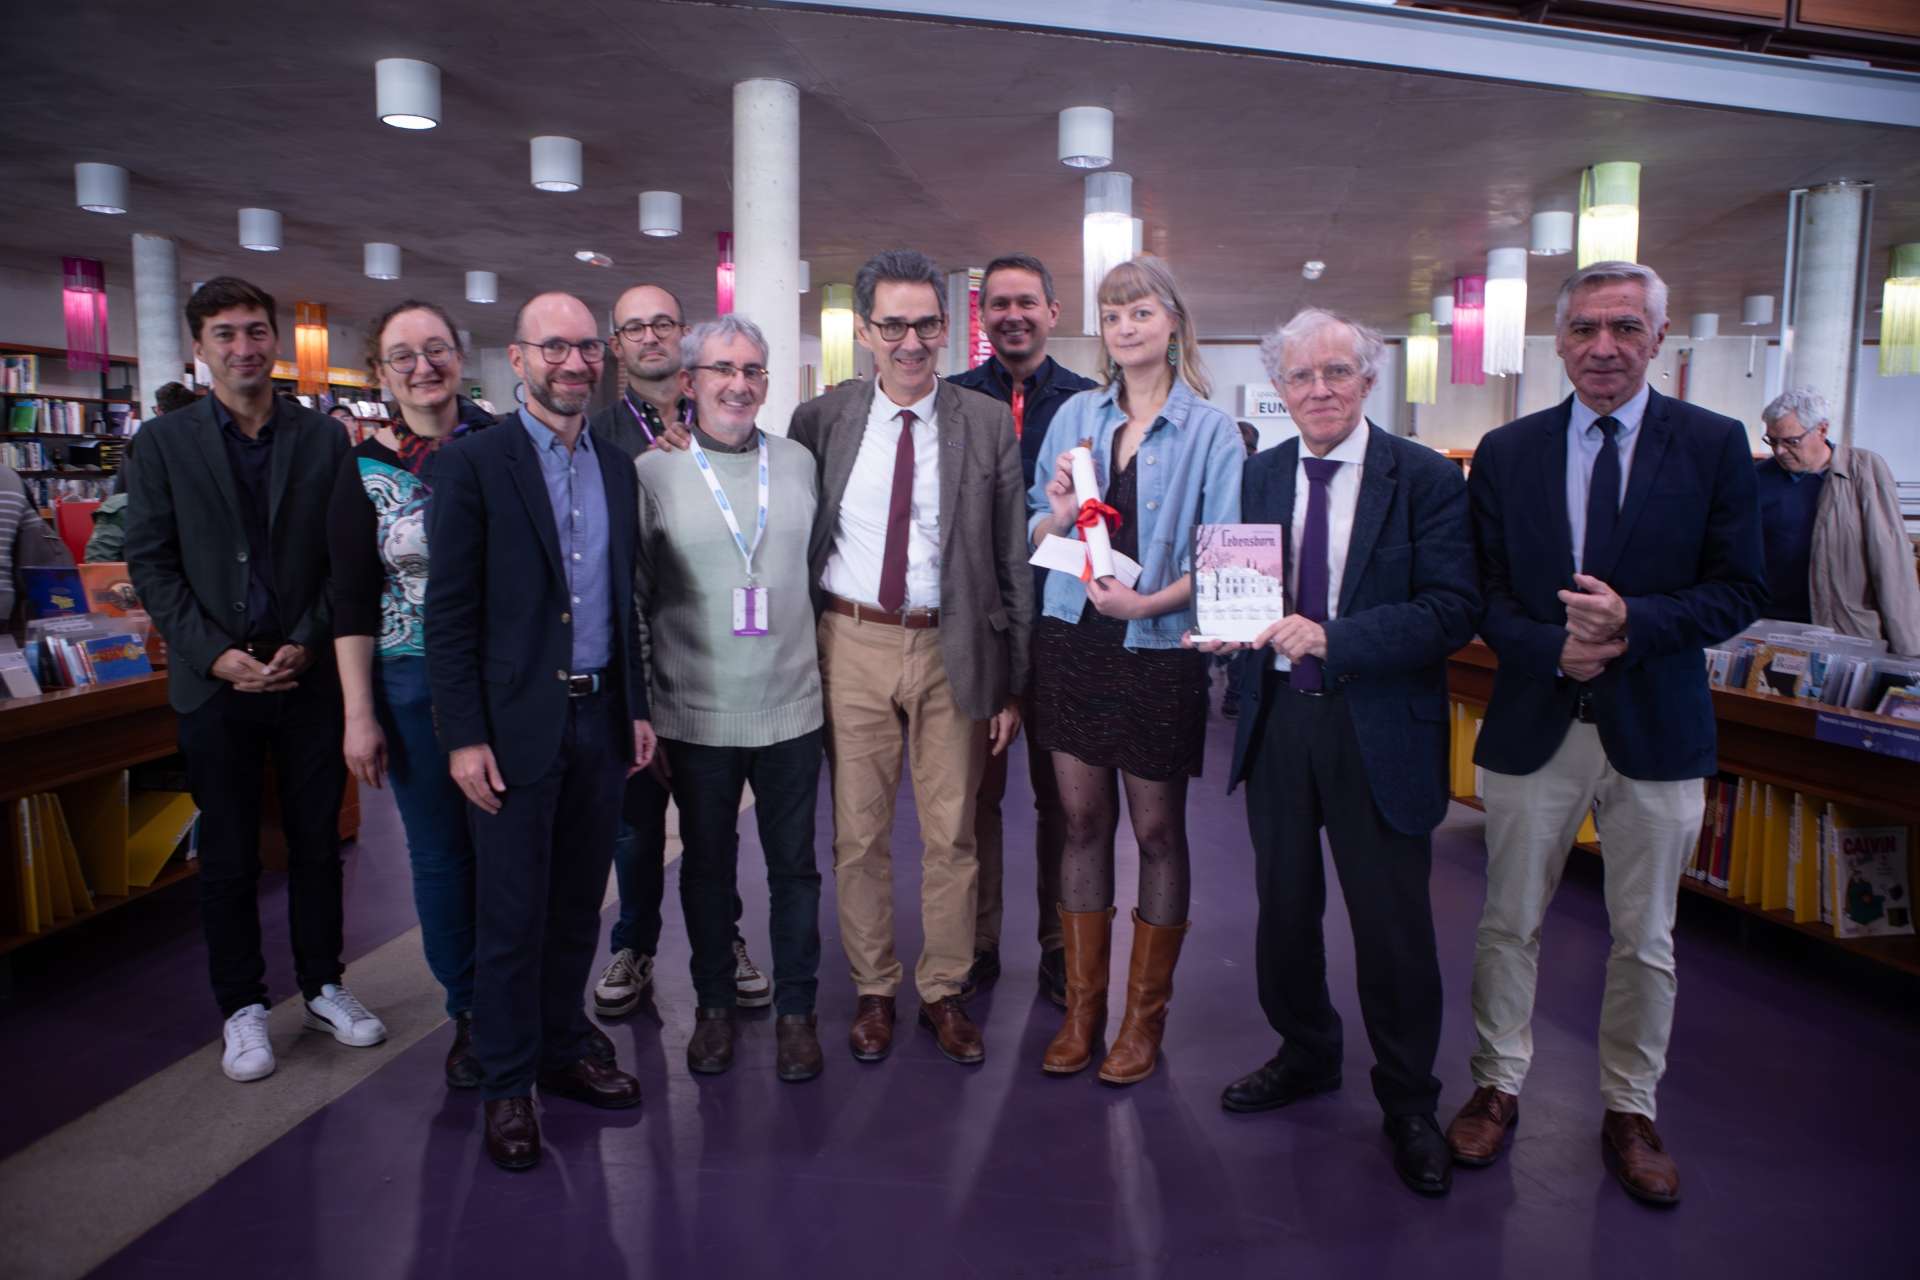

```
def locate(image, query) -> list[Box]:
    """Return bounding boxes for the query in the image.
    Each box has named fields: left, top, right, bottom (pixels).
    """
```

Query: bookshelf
left=4, top=344, right=140, bottom=506
left=1447, top=640, right=1920, bottom=976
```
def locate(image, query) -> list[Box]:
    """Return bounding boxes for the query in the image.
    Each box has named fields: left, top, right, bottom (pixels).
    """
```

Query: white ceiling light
left=1082, top=171, right=1133, bottom=333
left=1690, top=313, right=1720, bottom=341
left=531, top=136, right=583, bottom=192
left=1529, top=210, right=1574, bottom=256
left=574, top=250, right=612, bottom=267
left=1431, top=293, right=1454, bottom=326
left=1483, top=247, right=1528, bottom=377
left=364, top=243, right=402, bottom=280
left=74, top=162, right=128, bottom=214
left=1742, top=294, right=1776, bottom=325
left=1058, top=106, right=1114, bottom=170
left=799, top=260, right=811, bottom=294
left=1301, top=260, right=1326, bottom=280
left=238, top=207, right=282, bottom=252
left=375, top=58, right=440, bottom=130
left=466, top=271, right=498, bottom=304
left=638, top=190, right=682, bottom=237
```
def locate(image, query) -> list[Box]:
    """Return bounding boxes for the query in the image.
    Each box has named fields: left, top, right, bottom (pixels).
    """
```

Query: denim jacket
left=1026, top=379, right=1243, bottom=649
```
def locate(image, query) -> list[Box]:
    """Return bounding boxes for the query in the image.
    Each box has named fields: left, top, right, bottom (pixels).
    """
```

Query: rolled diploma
left=1069, top=445, right=1116, bottom=580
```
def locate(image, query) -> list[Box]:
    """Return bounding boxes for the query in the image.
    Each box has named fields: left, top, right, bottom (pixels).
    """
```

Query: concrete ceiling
left=2, top=0, right=1918, bottom=350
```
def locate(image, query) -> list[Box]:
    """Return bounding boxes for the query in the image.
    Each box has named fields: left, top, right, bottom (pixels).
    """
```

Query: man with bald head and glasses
left=426, top=291, right=656, bottom=1171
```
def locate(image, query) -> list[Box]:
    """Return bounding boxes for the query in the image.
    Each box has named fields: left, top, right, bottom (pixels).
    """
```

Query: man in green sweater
left=633, top=314, right=826, bottom=1081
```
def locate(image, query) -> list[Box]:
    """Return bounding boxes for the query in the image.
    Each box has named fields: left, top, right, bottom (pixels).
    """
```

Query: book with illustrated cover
left=81, top=634, right=153, bottom=683
left=21, top=567, right=86, bottom=619
left=1826, top=815, right=1914, bottom=938
left=1874, top=687, right=1920, bottom=722
left=1744, top=643, right=1809, bottom=697
left=77, top=563, right=141, bottom=616
left=1191, top=524, right=1285, bottom=643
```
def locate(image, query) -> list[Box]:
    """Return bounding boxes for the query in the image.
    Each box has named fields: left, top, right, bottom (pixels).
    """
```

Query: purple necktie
left=1292, top=456, right=1341, bottom=691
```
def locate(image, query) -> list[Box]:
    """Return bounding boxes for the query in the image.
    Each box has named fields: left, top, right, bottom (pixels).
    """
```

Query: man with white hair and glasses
left=1755, top=386, right=1920, bottom=654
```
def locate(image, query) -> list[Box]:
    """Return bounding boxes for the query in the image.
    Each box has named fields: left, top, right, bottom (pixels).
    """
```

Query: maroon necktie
left=877, top=409, right=916, bottom=612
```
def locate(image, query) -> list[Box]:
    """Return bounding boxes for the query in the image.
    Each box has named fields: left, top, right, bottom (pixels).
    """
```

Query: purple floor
left=11, top=697, right=1920, bottom=1277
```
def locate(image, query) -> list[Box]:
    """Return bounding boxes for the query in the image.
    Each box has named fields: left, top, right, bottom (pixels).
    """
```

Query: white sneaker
left=594, top=948, right=652, bottom=1017
left=222, top=1004, right=276, bottom=1082
left=733, top=939, right=772, bottom=1008
left=304, top=983, right=388, bottom=1047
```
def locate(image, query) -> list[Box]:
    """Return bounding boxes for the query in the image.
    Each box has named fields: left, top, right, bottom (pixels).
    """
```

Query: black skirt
left=1029, top=611, right=1210, bottom=780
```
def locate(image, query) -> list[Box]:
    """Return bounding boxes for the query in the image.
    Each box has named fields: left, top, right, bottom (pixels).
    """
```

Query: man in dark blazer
left=426, top=291, right=655, bottom=1172
left=126, top=277, right=384, bottom=1085
left=1447, top=262, right=1765, bottom=1207
left=1204, top=308, right=1479, bottom=1198
left=787, top=249, right=1032, bottom=1068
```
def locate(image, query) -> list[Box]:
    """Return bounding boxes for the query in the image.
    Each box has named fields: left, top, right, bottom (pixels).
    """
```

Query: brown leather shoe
left=484, top=1096, right=539, bottom=1171
left=584, top=1022, right=616, bottom=1066
left=444, top=1014, right=480, bottom=1090
left=1097, top=911, right=1189, bottom=1086
left=1602, top=1110, right=1681, bottom=1206
left=535, top=1056, right=642, bottom=1110
left=1043, top=905, right=1114, bottom=1075
left=776, top=1013, right=823, bottom=1082
left=918, top=995, right=985, bottom=1065
left=687, top=1007, right=735, bottom=1075
left=1445, top=1085, right=1520, bottom=1166
left=849, top=995, right=896, bottom=1062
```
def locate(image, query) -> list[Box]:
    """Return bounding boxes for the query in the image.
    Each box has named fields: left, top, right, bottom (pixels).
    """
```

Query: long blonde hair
left=1095, top=256, right=1212, bottom=401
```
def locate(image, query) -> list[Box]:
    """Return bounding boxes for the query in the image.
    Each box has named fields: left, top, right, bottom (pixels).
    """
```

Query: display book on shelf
left=1445, top=634, right=1920, bottom=974
left=10, top=563, right=158, bottom=694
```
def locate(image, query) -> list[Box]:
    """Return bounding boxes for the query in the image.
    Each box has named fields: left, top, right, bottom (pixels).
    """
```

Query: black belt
left=1573, top=690, right=1598, bottom=723
left=1276, top=670, right=1334, bottom=699
left=566, top=671, right=604, bottom=697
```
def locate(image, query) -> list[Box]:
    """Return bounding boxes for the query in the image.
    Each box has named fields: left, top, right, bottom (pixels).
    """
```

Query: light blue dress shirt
left=520, top=408, right=612, bottom=673
left=1566, top=382, right=1650, bottom=572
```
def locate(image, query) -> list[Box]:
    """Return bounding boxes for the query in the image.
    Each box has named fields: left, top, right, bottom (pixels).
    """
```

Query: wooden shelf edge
left=0, top=859, right=198, bottom=956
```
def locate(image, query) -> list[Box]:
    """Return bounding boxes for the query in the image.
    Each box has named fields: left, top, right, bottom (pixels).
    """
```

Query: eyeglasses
left=1762, top=427, right=1814, bottom=451
left=515, top=337, right=608, bottom=365
left=1281, top=363, right=1361, bottom=390
left=614, top=317, right=683, bottom=343
left=863, top=316, right=945, bottom=343
left=689, top=362, right=770, bottom=384
left=381, top=343, right=458, bottom=373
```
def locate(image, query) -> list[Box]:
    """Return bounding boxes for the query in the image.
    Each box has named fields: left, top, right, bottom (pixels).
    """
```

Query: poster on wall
left=968, top=267, right=991, bottom=370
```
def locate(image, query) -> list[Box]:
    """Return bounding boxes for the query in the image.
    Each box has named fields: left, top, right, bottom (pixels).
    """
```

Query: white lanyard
left=687, top=430, right=769, bottom=583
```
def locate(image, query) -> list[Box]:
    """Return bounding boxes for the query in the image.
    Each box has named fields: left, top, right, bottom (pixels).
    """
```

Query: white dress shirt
left=1566, top=381, right=1649, bottom=571
left=819, top=383, right=944, bottom=608
left=1288, top=419, right=1370, bottom=622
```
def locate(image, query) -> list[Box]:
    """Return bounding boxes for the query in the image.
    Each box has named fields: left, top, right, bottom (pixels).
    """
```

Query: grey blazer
left=788, top=378, right=1032, bottom=721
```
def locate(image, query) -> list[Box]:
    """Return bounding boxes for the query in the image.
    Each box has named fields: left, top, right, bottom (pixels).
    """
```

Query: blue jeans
left=666, top=730, right=823, bottom=1014
left=611, top=770, right=746, bottom=956
left=374, top=656, right=476, bottom=1017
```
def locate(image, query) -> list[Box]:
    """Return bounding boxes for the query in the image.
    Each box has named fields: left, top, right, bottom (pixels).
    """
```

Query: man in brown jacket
left=787, top=248, right=1032, bottom=1067
left=1756, top=387, right=1920, bottom=656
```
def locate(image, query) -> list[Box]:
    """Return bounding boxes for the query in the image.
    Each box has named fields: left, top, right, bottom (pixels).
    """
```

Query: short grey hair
left=1554, top=260, right=1670, bottom=333
left=854, top=249, right=946, bottom=321
left=680, top=314, right=769, bottom=370
left=1259, top=308, right=1386, bottom=383
left=1762, top=386, right=1831, bottom=430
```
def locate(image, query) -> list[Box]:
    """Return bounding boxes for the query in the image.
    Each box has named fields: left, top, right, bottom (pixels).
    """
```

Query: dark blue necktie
left=1582, top=416, right=1621, bottom=575
left=1292, top=456, right=1341, bottom=691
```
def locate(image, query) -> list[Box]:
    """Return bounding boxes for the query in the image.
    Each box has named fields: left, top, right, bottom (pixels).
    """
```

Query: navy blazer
left=1228, top=427, right=1481, bottom=836
left=1468, top=389, right=1765, bottom=782
left=424, top=415, right=649, bottom=787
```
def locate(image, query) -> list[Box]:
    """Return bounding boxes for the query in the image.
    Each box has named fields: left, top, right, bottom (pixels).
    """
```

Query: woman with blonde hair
left=1025, top=256, right=1244, bottom=1084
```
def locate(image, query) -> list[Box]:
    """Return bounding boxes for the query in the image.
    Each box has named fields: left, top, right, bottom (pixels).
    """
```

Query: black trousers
left=179, top=676, right=347, bottom=1018
left=1244, top=685, right=1443, bottom=1117
left=667, top=730, right=824, bottom=1015
left=470, top=691, right=625, bottom=1099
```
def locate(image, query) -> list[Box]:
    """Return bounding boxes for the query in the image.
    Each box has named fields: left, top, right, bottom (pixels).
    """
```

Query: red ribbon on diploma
left=1074, top=499, right=1123, bottom=582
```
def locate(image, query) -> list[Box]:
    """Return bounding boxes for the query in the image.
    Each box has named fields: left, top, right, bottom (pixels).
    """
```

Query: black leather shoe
left=584, top=1022, right=616, bottom=1066
left=445, top=1013, right=481, bottom=1090
left=484, top=1096, right=539, bottom=1171
left=959, top=948, right=1001, bottom=1001
left=1385, top=1114, right=1453, bottom=1197
left=535, top=1056, right=641, bottom=1109
left=1220, top=1056, right=1341, bottom=1113
left=775, top=1013, right=823, bottom=1082
left=1037, top=948, right=1067, bottom=1008
left=687, top=1007, right=735, bottom=1075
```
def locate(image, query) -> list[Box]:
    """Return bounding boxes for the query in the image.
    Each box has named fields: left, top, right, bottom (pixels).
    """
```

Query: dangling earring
left=1167, top=342, right=1180, bottom=368
left=1108, top=358, right=1122, bottom=381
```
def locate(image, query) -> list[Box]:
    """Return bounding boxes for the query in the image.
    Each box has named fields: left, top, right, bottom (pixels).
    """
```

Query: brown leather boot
left=1097, top=911, right=1190, bottom=1086
left=1042, top=905, right=1115, bottom=1075
left=1602, top=1110, right=1681, bottom=1206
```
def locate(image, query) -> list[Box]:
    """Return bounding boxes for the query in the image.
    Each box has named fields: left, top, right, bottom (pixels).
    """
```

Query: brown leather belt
left=824, top=592, right=940, bottom=630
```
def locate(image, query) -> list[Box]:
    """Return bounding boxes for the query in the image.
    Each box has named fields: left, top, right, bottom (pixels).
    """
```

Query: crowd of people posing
left=125, top=246, right=1818, bottom=1204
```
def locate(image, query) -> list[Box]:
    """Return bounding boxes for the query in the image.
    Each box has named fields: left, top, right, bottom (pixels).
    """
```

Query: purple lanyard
left=622, top=394, right=658, bottom=446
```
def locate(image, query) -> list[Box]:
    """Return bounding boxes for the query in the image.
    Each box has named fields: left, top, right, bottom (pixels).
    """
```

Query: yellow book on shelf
left=1741, top=780, right=1765, bottom=903
left=126, top=791, right=199, bottom=888
left=45, top=793, right=92, bottom=914
left=1793, top=791, right=1821, bottom=923
left=59, top=772, right=129, bottom=898
left=8, top=798, right=38, bottom=935
left=32, top=795, right=75, bottom=923
left=1728, top=778, right=1751, bottom=900
left=1761, top=784, right=1791, bottom=911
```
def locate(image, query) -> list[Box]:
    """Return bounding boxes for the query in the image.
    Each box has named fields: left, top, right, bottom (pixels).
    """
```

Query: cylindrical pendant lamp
left=1451, top=275, right=1485, bottom=386
left=1689, top=313, right=1720, bottom=342
left=1880, top=243, right=1920, bottom=376
left=821, top=283, right=855, bottom=385
left=74, top=162, right=128, bottom=214
left=530, top=136, right=583, bottom=192
left=238, top=208, right=282, bottom=252
left=1405, top=314, right=1438, bottom=405
left=1058, top=107, right=1114, bottom=170
left=1741, top=295, right=1776, bottom=326
left=1483, top=248, right=1528, bottom=377
left=375, top=58, right=440, bottom=129
left=1431, top=294, right=1453, bottom=327
left=638, top=190, right=681, bottom=237
left=1578, top=161, right=1641, bottom=267
left=364, top=242, right=402, bottom=281
left=1530, top=210, right=1573, bottom=256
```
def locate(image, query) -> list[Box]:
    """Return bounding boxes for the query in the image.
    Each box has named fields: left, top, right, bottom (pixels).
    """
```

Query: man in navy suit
left=1445, top=262, right=1765, bottom=1206
left=426, top=292, right=657, bottom=1171
left=1200, top=309, right=1480, bottom=1197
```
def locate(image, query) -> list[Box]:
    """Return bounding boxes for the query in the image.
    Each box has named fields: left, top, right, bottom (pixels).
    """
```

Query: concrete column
left=946, top=270, right=972, bottom=372
left=1784, top=180, right=1871, bottom=442
left=732, top=79, right=801, bottom=435
left=131, top=234, right=184, bottom=406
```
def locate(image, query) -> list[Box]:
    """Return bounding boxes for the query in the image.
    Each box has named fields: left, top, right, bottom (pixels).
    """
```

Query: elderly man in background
left=1755, top=386, right=1920, bottom=655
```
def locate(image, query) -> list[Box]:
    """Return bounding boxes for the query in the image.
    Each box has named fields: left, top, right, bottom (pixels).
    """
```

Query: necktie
left=1292, top=456, right=1341, bottom=691
left=877, top=409, right=916, bottom=612
left=1582, top=415, right=1621, bottom=575
left=1010, top=384, right=1026, bottom=439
